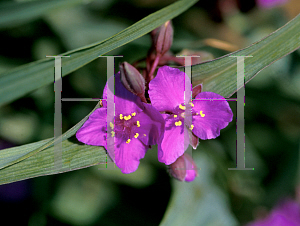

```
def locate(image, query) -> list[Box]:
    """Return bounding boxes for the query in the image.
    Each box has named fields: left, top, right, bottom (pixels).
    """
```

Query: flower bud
left=192, top=83, right=203, bottom=99
left=168, top=153, right=198, bottom=182
left=119, top=62, right=146, bottom=101
left=151, top=21, right=173, bottom=56
left=189, top=130, right=199, bottom=149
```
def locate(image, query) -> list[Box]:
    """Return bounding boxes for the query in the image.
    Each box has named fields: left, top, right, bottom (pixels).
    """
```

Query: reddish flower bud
left=189, top=130, right=199, bottom=149
left=119, top=62, right=146, bottom=102
left=192, top=83, right=203, bottom=99
left=168, top=153, right=198, bottom=182
left=151, top=21, right=173, bottom=56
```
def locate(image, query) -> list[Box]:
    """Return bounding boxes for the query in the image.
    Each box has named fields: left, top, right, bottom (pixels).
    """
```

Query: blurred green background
left=0, top=0, right=299, bottom=225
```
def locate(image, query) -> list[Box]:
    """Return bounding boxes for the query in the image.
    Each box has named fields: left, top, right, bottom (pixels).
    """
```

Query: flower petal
left=158, top=114, right=189, bottom=165
left=192, top=92, right=233, bottom=140
left=115, top=137, right=147, bottom=174
left=76, top=108, right=107, bottom=147
left=134, top=103, right=165, bottom=146
left=149, top=66, right=189, bottom=112
left=103, top=72, right=144, bottom=115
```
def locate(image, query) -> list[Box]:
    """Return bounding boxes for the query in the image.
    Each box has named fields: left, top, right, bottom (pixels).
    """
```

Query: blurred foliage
left=0, top=0, right=299, bottom=225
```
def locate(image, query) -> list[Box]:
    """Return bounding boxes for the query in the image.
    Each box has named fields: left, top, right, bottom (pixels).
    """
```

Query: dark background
left=0, top=0, right=299, bottom=225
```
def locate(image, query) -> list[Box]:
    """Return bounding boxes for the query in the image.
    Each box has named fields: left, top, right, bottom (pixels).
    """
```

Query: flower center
left=172, top=102, right=198, bottom=130
left=111, top=112, right=142, bottom=144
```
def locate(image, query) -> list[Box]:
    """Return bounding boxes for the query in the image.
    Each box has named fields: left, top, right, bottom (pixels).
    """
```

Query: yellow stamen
left=175, top=121, right=182, bottom=126
left=189, top=125, right=194, bottom=130
left=111, top=131, right=115, bottom=137
left=131, top=112, right=136, bottom=116
left=124, top=115, right=131, bottom=120
left=189, top=102, right=194, bottom=107
left=134, top=133, right=139, bottom=138
left=143, top=134, right=146, bottom=136
left=119, top=114, right=123, bottom=119
left=109, top=122, right=114, bottom=129
left=137, top=121, right=140, bottom=127
left=174, top=115, right=177, bottom=118
left=200, top=111, right=205, bottom=117
left=179, top=104, right=186, bottom=110
left=126, top=139, right=131, bottom=144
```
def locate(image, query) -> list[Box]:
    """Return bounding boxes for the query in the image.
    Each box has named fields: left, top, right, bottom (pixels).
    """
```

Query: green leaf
left=0, top=0, right=199, bottom=107
left=189, top=13, right=300, bottom=97
left=0, top=139, right=106, bottom=185
left=0, top=0, right=92, bottom=30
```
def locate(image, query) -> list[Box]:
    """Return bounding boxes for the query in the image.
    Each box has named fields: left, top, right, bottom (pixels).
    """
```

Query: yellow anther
left=109, top=122, right=114, bottom=129
left=131, top=112, right=136, bottom=116
left=134, top=133, right=139, bottom=138
left=200, top=111, right=205, bottom=117
left=189, top=125, right=194, bottom=130
left=174, top=115, right=177, bottom=118
left=189, top=102, right=194, bottom=107
left=111, top=131, right=115, bottom=137
left=126, top=139, right=131, bottom=144
left=143, top=134, right=146, bottom=136
left=137, top=121, right=140, bottom=127
left=119, top=114, right=123, bottom=119
left=175, top=121, right=182, bottom=126
left=179, top=104, right=186, bottom=110
left=124, top=115, right=131, bottom=120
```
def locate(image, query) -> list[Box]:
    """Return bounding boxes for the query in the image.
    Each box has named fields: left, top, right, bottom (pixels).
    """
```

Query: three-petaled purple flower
left=149, top=66, right=233, bottom=165
left=76, top=72, right=165, bottom=174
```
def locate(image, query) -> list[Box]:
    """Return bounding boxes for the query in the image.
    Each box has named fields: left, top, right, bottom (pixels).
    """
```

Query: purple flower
left=148, top=66, right=233, bottom=165
left=246, top=198, right=300, bottom=226
left=76, top=72, right=165, bottom=174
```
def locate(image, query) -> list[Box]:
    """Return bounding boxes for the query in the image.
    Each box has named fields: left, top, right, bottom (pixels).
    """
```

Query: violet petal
left=192, top=92, right=233, bottom=140
left=149, top=66, right=188, bottom=112
left=115, top=136, right=147, bottom=174
left=134, top=103, right=165, bottom=146
left=158, top=114, right=189, bottom=165
left=76, top=108, right=107, bottom=147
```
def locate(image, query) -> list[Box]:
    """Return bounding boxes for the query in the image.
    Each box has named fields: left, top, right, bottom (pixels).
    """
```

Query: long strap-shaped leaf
left=0, top=139, right=107, bottom=185
left=189, top=13, right=300, bottom=97
left=0, top=0, right=199, bottom=107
